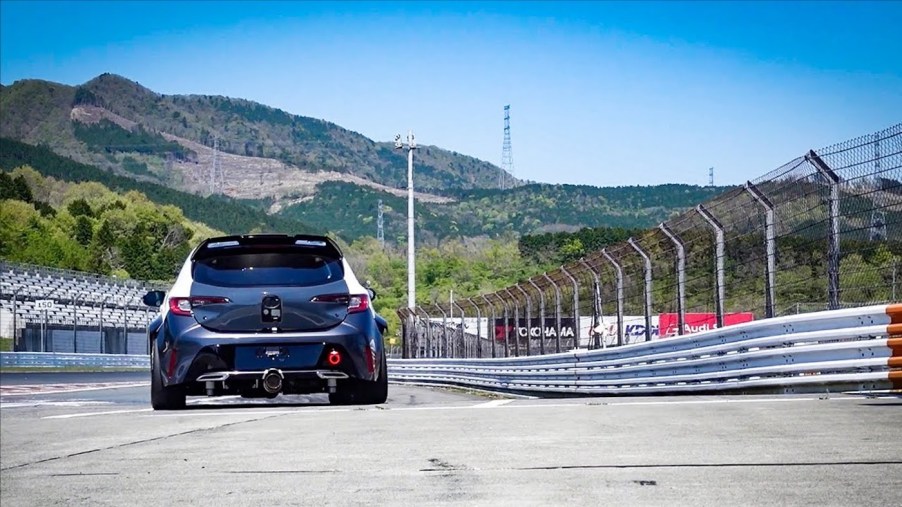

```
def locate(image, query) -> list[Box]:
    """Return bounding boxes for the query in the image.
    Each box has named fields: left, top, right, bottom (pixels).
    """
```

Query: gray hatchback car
left=142, top=234, right=388, bottom=410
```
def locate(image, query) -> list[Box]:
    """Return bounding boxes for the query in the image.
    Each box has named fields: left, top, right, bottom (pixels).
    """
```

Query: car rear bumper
left=155, top=313, right=383, bottom=387
left=195, top=369, right=349, bottom=382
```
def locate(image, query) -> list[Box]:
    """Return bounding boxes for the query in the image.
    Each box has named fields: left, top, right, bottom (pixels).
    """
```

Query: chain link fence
left=399, top=123, right=902, bottom=358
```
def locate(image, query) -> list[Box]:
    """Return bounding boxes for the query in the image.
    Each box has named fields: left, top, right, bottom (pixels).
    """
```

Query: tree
left=67, top=198, right=94, bottom=218
left=74, top=215, right=94, bottom=245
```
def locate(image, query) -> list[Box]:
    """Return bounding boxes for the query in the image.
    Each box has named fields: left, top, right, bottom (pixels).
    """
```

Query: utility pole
left=395, top=131, right=417, bottom=310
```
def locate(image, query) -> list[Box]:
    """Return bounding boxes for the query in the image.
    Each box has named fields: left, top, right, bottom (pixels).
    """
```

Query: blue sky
left=1, top=1, right=900, bottom=187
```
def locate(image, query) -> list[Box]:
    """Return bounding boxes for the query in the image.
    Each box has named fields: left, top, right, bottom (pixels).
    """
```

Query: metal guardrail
left=3, top=306, right=898, bottom=396
left=388, top=305, right=902, bottom=395
left=0, top=352, right=149, bottom=369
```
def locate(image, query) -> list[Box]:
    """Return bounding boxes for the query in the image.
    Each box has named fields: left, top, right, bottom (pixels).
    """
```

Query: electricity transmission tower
left=210, top=136, right=223, bottom=195
left=377, top=199, right=385, bottom=248
left=709, top=167, right=715, bottom=187
left=500, top=105, right=514, bottom=190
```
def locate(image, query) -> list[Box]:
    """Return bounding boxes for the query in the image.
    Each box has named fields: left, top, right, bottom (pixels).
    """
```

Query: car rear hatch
left=187, top=235, right=352, bottom=333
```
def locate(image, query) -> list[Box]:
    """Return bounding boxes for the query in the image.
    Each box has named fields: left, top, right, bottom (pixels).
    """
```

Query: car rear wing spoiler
left=192, top=234, right=344, bottom=261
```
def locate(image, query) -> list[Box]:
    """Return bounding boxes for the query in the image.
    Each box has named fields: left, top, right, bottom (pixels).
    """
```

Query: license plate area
left=234, top=344, right=323, bottom=370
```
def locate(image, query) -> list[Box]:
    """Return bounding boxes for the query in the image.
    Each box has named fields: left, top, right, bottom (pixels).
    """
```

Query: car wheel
left=362, top=348, right=389, bottom=404
left=328, top=349, right=388, bottom=405
left=151, top=343, right=186, bottom=410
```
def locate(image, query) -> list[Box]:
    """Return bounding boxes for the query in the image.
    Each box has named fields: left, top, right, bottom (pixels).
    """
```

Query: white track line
left=37, top=395, right=867, bottom=420
left=0, top=382, right=149, bottom=397
left=473, top=399, right=514, bottom=408
left=0, top=401, right=114, bottom=409
left=43, top=408, right=153, bottom=419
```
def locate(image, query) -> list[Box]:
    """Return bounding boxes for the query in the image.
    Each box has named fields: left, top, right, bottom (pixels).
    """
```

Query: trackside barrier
left=387, top=305, right=902, bottom=395
left=0, top=352, right=149, bottom=369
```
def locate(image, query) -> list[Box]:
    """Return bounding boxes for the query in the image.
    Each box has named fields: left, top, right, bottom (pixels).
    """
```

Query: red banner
left=659, top=312, right=755, bottom=337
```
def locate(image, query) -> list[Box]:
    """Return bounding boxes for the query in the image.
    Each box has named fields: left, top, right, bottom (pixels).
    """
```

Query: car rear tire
left=328, top=349, right=388, bottom=405
left=151, top=344, right=186, bottom=410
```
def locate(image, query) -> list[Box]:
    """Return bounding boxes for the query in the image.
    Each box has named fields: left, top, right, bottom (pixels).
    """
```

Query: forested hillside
left=0, top=167, right=222, bottom=280
left=0, top=138, right=314, bottom=235
left=0, top=74, right=508, bottom=192
left=278, top=181, right=730, bottom=243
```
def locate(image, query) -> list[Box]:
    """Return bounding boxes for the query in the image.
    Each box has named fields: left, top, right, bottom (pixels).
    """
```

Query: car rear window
left=192, top=251, right=344, bottom=287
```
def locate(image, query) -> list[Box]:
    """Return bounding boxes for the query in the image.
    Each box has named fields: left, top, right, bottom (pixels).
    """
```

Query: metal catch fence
left=398, top=124, right=902, bottom=359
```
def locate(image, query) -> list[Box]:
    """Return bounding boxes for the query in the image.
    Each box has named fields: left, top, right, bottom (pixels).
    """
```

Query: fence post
left=452, top=301, right=466, bottom=358
left=745, top=181, right=777, bottom=318
left=396, top=309, right=409, bottom=359
left=466, top=299, right=483, bottom=358
left=73, top=291, right=87, bottom=353
left=543, top=274, right=563, bottom=353
left=515, top=285, right=532, bottom=356
left=527, top=279, right=546, bottom=355
left=493, top=293, right=511, bottom=357
left=601, top=249, right=624, bottom=347
left=429, top=306, right=439, bottom=358
left=697, top=204, right=725, bottom=328
left=121, top=301, right=128, bottom=354
left=12, top=285, right=24, bottom=352
left=807, top=149, right=841, bottom=310
left=560, top=266, right=580, bottom=349
left=99, top=294, right=111, bottom=354
left=434, top=305, right=449, bottom=358
left=579, top=259, right=603, bottom=349
left=415, top=306, right=431, bottom=358
left=504, top=289, right=521, bottom=357
left=659, top=223, right=686, bottom=336
left=481, top=295, right=497, bottom=358
left=627, top=239, right=654, bottom=342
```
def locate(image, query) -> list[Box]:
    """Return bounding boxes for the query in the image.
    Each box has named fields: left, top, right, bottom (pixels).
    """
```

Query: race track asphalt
left=1, top=371, right=900, bottom=506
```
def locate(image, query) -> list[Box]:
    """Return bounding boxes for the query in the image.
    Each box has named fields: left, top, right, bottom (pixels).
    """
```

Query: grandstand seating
left=1, top=261, right=163, bottom=332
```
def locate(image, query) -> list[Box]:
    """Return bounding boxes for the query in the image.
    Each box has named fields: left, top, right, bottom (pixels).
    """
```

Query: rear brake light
left=327, top=349, right=342, bottom=366
left=311, top=294, right=370, bottom=314
left=168, top=296, right=230, bottom=316
left=348, top=294, right=370, bottom=314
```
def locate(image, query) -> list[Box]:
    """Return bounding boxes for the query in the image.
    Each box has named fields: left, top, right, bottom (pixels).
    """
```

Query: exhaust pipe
left=262, top=369, right=284, bottom=394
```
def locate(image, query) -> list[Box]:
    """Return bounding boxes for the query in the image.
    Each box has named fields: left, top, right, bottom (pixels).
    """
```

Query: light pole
left=394, top=131, right=417, bottom=310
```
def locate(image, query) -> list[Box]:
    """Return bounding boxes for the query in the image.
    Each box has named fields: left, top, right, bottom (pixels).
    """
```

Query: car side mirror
left=143, top=290, right=166, bottom=308
left=366, top=287, right=377, bottom=301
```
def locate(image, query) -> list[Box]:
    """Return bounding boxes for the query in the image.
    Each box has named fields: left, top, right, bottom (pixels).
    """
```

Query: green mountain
left=277, top=181, right=730, bottom=243
left=1, top=73, right=733, bottom=243
left=0, top=74, right=506, bottom=192
left=0, top=138, right=313, bottom=235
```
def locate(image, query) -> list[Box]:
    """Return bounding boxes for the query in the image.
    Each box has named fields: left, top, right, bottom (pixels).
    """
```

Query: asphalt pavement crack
left=514, top=460, right=902, bottom=471
left=1, top=413, right=290, bottom=472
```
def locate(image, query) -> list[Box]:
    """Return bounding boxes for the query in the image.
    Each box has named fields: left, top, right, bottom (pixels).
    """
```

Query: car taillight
left=311, top=294, right=370, bottom=314
left=327, top=349, right=342, bottom=366
left=168, top=296, right=230, bottom=316
left=348, top=294, right=370, bottom=314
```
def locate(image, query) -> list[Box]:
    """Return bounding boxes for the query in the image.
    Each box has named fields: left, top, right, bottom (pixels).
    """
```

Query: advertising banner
left=494, top=318, right=576, bottom=342
left=596, top=316, right=660, bottom=343
left=659, top=312, right=755, bottom=337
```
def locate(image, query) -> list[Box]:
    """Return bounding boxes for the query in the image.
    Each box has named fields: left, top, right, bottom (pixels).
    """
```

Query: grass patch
left=0, top=338, right=13, bottom=352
